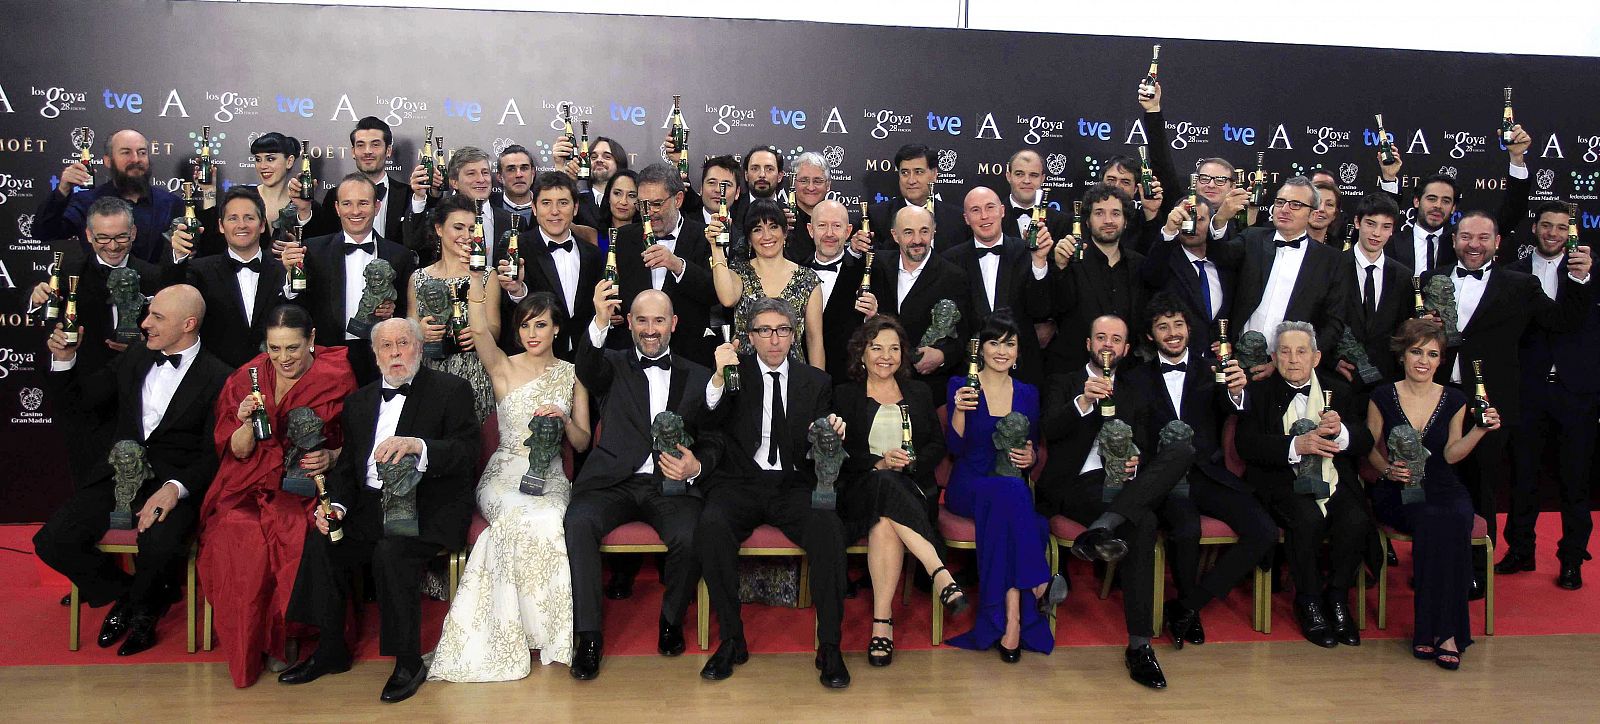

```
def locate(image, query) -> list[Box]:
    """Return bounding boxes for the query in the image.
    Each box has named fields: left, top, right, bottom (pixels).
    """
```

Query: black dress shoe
left=1386, top=541, right=1399, bottom=567
left=1164, top=600, right=1200, bottom=650
left=278, top=652, right=352, bottom=684
left=1125, top=644, right=1167, bottom=689
left=380, top=658, right=427, bottom=703
left=1468, top=572, right=1487, bottom=601
left=699, top=637, right=748, bottom=680
left=1294, top=599, right=1337, bottom=648
left=1494, top=551, right=1536, bottom=575
left=570, top=632, right=602, bottom=680
left=116, top=613, right=160, bottom=656
left=604, top=570, right=635, bottom=600
left=997, top=643, right=1021, bottom=663
left=658, top=619, right=685, bottom=657
left=97, top=600, right=133, bottom=648
left=1557, top=561, right=1583, bottom=590
left=1324, top=594, right=1360, bottom=647
left=815, top=644, right=851, bottom=688
left=1185, top=614, right=1206, bottom=645
left=1069, top=527, right=1129, bottom=563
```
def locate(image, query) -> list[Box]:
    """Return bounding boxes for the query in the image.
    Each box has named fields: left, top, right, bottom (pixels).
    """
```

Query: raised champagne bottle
left=1500, top=87, right=1516, bottom=146
left=1567, top=203, right=1581, bottom=254
left=1025, top=192, right=1044, bottom=251
left=1215, top=318, right=1233, bottom=384
left=62, top=275, right=82, bottom=346
left=1138, top=44, right=1160, bottom=100
left=313, top=473, right=343, bottom=543
left=857, top=250, right=874, bottom=299
left=249, top=367, right=273, bottom=440
left=899, top=402, right=916, bottom=472
left=716, top=181, right=732, bottom=249
left=1412, top=276, right=1427, bottom=317
left=468, top=200, right=488, bottom=271
left=1181, top=173, right=1200, bottom=235
left=1251, top=151, right=1269, bottom=208
left=966, top=338, right=982, bottom=393
left=925, top=183, right=936, bottom=216
left=1374, top=114, right=1397, bottom=166
left=788, top=175, right=800, bottom=219
left=1072, top=199, right=1085, bottom=261
left=449, top=284, right=470, bottom=348
left=421, top=126, right=435, bottom=185
left=195, top=125, right=214, bottom=185
left=179, top=181, right=202, bottom=233
left=1321, top=391, right=1338, bottom=441
left=433, top=136, right=448, bottom=192
left=297, top=139, right=314, bottom=201
left=672, top=95, right=690, bottom=181
left=1138, top=145, right=1156, bottom=199
left=1234, top=168, right=1250, bottom=227
left=289, top=224, right=308, bottom=292
left=720, top=324, right=740, bottom=393
left=78, top=143, right=95, bottom=185
left=604, top=229, right=619, bottom=286
left=505, top=214, right=521, bottom=267
left=1470, top=360, right=1491, bottom=426
left=577, top=120, right=592, bottom=181
left=643, top=212, right=655, bottom=245
left=42, top=251, right=64, bottom=322
left=1098, top=349, right=1117, bottom=417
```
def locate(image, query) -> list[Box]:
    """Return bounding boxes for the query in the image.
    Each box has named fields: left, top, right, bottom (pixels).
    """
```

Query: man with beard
left=1096, top=82, right=1178, bottom=254
left=318, top=117, right=409, bottom=241
left=807, top=199, right=878, bottom=386
left=1377, top=124, right=1533, bottom=274
left=1137, top=196, right=1239, bottom=357
left=489, top=144, right=536, bottom=228
left=685, top=155, right=746, bottom=263
left=1047, top=183, right=1148, bottom=374
left=555, top=133, right=628, bottom=229
left=785, top=151, right=832, bottom=263
left=402, top=146, right=513, bottom=268
left=943, top=187, right=1055, bottom=385
left=36, top=128, right=181, bottom=264
left=870, top=205, right=971, bottom=402
left=739, top=146, right=793, bottom=230
left=866, top=144, right=971, bottom=253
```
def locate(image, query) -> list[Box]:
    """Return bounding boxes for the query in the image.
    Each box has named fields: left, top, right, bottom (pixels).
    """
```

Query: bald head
left=628, top=289, right=677, bottom=358
left=141, top=284, right=205, bottom=354
left=632, top=289, right=674, bottom=318
left=892, top=205, right=936, bottom=264
left=107, top=129, right=148, bottom=156
left=893, top=204, right=934, bottom=231
left=811, top=199, right=848, bottom=226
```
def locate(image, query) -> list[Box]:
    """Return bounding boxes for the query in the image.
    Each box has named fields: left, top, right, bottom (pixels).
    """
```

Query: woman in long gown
left=429, top=276, right=592, bottom=681
left=943, top=313, right=1062, bottom=661
left=199, top=304, right=357, bottom=687
left=407, top=193, right=499, bottom=423
left=1365, top=319, right=1499, bottom=670
left=707, top=198, right=825, bottom=367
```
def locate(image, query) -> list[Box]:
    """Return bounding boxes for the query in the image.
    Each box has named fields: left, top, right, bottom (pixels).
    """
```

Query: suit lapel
left=395, top=368, right=427, bottom=436
left=330, top=241, right=349, bottom=325
left=213, top=262, right=249, bottom=328
left=1462, top=269, right=1506, bottom=335
left=533, top=249, right=567, bottom=315
left=665, top=361, right=688, bottom=414
left=1284, top=245, right=1322, bottom=319
left=254, top=259, right=284, bottom=336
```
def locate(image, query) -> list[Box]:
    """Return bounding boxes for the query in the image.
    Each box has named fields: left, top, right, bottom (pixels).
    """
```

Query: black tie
left=807, top=258, right=842, bottom=273
left=1454, top=265, right=1486, bottom=280
left=154, top=353, right=182, bottom=368
left=976, top=246, right=1003, bottom=258
left=345, top=241, right=375, bottom=255
left=638, top=354, right=671, bottom=371
left=1275, top=237, right=1305, bottom=249
left=547, top=239, right=573, bottom=254
left=381, top=383, right=410, bottom=401
left=1193, top=259, right=1213, bottom=320
left=1160, top=361, right=1188, bottom=374
left=656, top=233, right=676, bottom=242
left=373, top=183, right=388, bottom=202
left=1278, top=378, right=1311, bottom=401
left=230, top=257, right=262, bottom=274
left=1425, top=233, right=1437, bottom=270
left=1363, top=264, right=1378, bottom=317
left=768, top=370, right=786, bottom=467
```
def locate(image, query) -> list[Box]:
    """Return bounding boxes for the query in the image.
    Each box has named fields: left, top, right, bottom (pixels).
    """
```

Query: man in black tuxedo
left=1236, top=322, right=1374, bottom=649
left=1095, top=82, right=1178, bottom=254
left=1036, top=314, right=1195, bottom=689
left=1137, top=196, right=1239, bottom=358
left=1497, top=202, right=1599, bottom=588
left=695, top=297, right=852, bottom=688
left=1001, top=149, right=1072, bottom=242
left=784, top=151, right=833, bottom=263
left=806, top=200, right=877, bottom=386
left=314, top=117, right=409, bottom=241
left=162, top=186, right=286, bottom=368
left=871, top=205, right=972, bottom=403
left=942, top=187, right=1055, bottom=385
left=1337, top=194, right=1412, bottom=390
left=1048, top=183, right=1149, bottom=375
left=1194, top=157, right=1259, bottom=240
left=280, top=317, right=477, bottom=702
left=605, top=162, right=718, bottom=366
left=867, top=144, right=971, bottom=253
left=402, top=146, right=512, bottom=268
left=554, top=133, right=628, bottom=230
left=1421, top=211, right=1591, bottom=589
left=564, top=285, right=731, bottom=680
left=489, top=144, right=536, bottom=228
left=37, top=285, right=229, bottom=656
left=1131, top=294, right=1277, bottom=651
left=1376, top=124, right=1533, bottom=274
left=498, top=172, right=603, bottom=360
left=683, top=155, right=746, bottom=264
left=281, top=173, right=416, bottom=386
left=1229, top=177, right=1348, bottom=373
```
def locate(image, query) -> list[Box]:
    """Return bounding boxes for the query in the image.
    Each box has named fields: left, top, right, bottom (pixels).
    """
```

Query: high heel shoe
left=932, top=566, right=969, bottom=616
left=997, top=642, right=1022, bottom=664
left=1412, top=644, right=1437, bottom=660
left=867, top=618, right=894, bottom=667
left=1037, top=573, right=1068, bottom=616
left=1435, top=647, right=1461, bottom=671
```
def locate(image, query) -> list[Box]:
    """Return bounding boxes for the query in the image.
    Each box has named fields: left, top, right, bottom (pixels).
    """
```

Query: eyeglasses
left=1196, top=174, right=1234, bottom=187
left=91, top=233, right=133, bottom=245
left=750, top=325, right=795, bottom=338
left=1274, top=198, right=1313, bottom=212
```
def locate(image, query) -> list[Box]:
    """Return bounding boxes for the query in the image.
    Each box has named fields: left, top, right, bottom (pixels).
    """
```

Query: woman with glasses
left=707, top=198, right=825, bottom=368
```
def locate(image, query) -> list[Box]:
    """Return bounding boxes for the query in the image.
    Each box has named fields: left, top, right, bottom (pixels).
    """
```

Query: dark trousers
left=565, top=474, right=703, bottom=633
left=697, top=473, right=847, bottom=646
left=1262, top=478, right=1371, bottom=595
left=1055, top=443, right=1193, bottom=637
left=1507, top=381, right=1597, bottom=564
left=285, top=493, right=442, bottom=660
left=33, top=480, right=195, bottom=609
left=1171, top=475, right=1278, bottom=606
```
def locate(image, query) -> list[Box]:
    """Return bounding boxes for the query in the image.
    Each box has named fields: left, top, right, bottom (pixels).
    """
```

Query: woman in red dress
left=198, top=304, right=356, bottom=687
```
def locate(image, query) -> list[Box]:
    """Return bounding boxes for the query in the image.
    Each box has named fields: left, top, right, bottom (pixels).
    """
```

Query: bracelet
left=710, top=260, right=727, bottom=270
left=470, top=295, right=487, bottom=304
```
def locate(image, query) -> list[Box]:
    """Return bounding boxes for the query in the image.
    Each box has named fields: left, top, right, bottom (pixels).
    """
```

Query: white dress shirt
left=974, top=239, right=1003, bottom=311
left=1531, top=253, right=1562, bottom=300
left=1010, top=190, right=1041, bottom=239
left=371, top=175, right=391, bottom=239
left=364, top=381, right=430, bottom=489
left=540, top=228, right=581, bottom=314
left=1184, top=247, right=1224, bottom=320
left=1159, top=351, right=1191, bottom=414
left=1355, top=245, right=1386, bottom=311
left=584, top=322, right=724, bottom=477
left=341, top=231, right=376, bottom=340
left=812, top=251, right=844, bottom=304
left=1449, top=264, right=1492, bottom=383
left=1282, top=382, right=1351, bottom=464
left=650, top=216, right=685, bottom=291
left=1075, top=363, right=1109, bottom=474
left=754, top=358, right=790, bottom=471
left=896, top=254, right=930, bottom=309
left=145, top=338, right=202, bottom=498
left=1243, top=231, right=1310, bottom=350
left=228, top=248, right=263, bottom=326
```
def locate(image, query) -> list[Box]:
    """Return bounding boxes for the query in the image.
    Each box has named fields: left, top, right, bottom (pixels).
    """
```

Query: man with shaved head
left=808, top=199, right=878, bottom=384
left=35, top=128, right=184, bottom=263
left=943, top=186, right=1055, bottom=384
left=37, top=284, right=231, bottom=655
left=563, top=279, right=734, bottom=680
left=872, top=204, right=973, bottom=401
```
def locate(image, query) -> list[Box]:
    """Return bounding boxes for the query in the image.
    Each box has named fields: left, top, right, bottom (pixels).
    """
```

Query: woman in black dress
left=598, top=168, right=640, bottom=245
left=834, top=315, right=966, bottom=667
left=1365, top=319, right=1500, bottom=670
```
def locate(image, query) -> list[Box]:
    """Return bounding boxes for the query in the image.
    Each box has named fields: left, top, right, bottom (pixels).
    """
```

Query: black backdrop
left=2, top=0, right=1598, bottom=522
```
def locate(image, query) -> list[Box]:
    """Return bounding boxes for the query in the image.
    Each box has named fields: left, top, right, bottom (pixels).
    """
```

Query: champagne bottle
left=1321, top=391, right=1337, bottom=441
left=604, top=230, right=619, bottom=285
left=433, top=136, right=448, bottom=194
left=469, top=210, right=488, bottom=272
left=1470, top=361, right=1492, bottom=427
left=1374, top=114, right=1397, bottom=167
left=643, top=212, right=655, bottom=246
left=1025, top=191, right=1044, bottom=251
left=249, top=367, right=272, bottom=440
left=1181, top=173, right=1200, bottom=235
left=857, top=250, right=874, bottom=299
left=289, top=223, right=308, bottom=291
left=716, top=181, right=732, bottom=249
left=1138, top=145, right=1156, bottom=199
left=1098, top=349, right=1117, bottom=417
left=297, top=139, right=314, bottom=201
left=788, top=174, right=800, bottom=218
left=1250, top=151, right=1269, bottom=209
left=679, top=128, right=691, bottom=182
left=179, top=181, right=202, bottom=234
left=78, top=143, right=95, bottom=185
left=313, top=473, right=343, bottom=543
left=966, top=338, right=982, bottom=393
left=1500, top=87, right=1516, bottom=146
left=1234, top=168, right=1250, bottom=227
left=1567, top=203, right=1581, bottom=254
left=925, top=183, right=936, bottom=216
left=1343, top=222, right=1357, bottom=252
left=62, top=275, right=82, bottom=346
left=195, top=125, right=214, bottom=185
left=899, top=402, right=917, bottom=472
left=1138, top=44, right=1160, bottom=100
left=449, top=283, right=470, bottom=349
left=505, top=214, right=521, bottom=268
left=421, top=126, right=435, bottom=188
left=1412, top=276, right=1427, bottom=317
left=720, top=324, right=741, bottom=393
left=672, top=95, right=690, bottom=181
left=42, top=251, right=63, bottom=322
left=1215, top=318, right=1233, bottom=384
left=578, top=120, right=592, bottom=181
left=1072, top=200, right=1085, bottom=261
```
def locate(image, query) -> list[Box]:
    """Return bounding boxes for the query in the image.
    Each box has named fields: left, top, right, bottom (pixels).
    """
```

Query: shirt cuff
left=281, top=282, right=299, bottom=300
left=173, top=251, right=190, bottom=263
left=410, top=197, right=427, bottom=214
left=415, top=441, right=430, bottom=473
left=1229, top=390, right=1246, bottom=410
left=332, top=502, right=347, bottom=516
left=164, top=480, right=189, bottom=500
left=1161, top=228, right=1178, bottom=242
left=1335, top=424, right=1351, bottom=452
left=1379, top=178, right=1399, bottom=194
left=704, top=378, right=725, bottom=409
left=1210, top=222, right=1228, bottom=240
left=1031, top=262, right=1047, bottom=280
left=1508, top=161, right=1529, bottom=179
left=1074, top=395, right=1094, bottom=417
left=508, top=286, right=527, bottom=303
left=588, top=320, right=609, bottom=348
left=1568, top=272, right=1589, bottom=285
left=1287, top=438, right=1301, bottom=465
left=51, top=357, right=76, bottom=372
left=671, top=264, right=686, bottom=283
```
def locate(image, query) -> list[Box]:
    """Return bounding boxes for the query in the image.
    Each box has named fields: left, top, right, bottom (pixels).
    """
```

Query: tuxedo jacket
left=817, top=253, right=871, bottom=387
left=941, top=235, right=1054, bottom=385
left=161, top=252, right=287, bottom=369
left=1118, top=109, right=1182, bottom=255
left=871, top=252, right=973, bottom=383
left=1127, top=356, right=1248, bottom=492
left=1225, top=226, right=1348, bottom=357
left=832, top=380, right=946, bottom=500
left=1235, top=371, right=1370, bottom=496
left=1000, top=197, right=1072, bottom=245
left=294, top=232, right=417, bottom=349
left=53, top=248, right=160, bottom=375
left=49, top=341, right=229, bottom=495
left=1047, top=242, right=1149, bottom=371
left=572, top=333, right=724, bottom=496
left=1340, top=250, right=1414, bottom=386
left=1136, top=229, right=1243, bottom=355
left=1509, top=254, right=1600, bottom=397
left=575, top=185, right=606, bottom=231
left=326, top=366, right=478, bottom=549
left=400, top=200, right=513, bottom=269
left=868, top=198, right=971, bottom=254
left=318, top=174, right=410, bottom=243
left=1037, top=366, right=1160, bottom=513
left=698, top=357, right=833, bottom=491
left=604, top=216, right=718, bottom=366
left=1420, top=264, right=1591, bottom=423
left=1383, top=220, right=1458, bottom=273
left=513, top=231, right=604, bottom=360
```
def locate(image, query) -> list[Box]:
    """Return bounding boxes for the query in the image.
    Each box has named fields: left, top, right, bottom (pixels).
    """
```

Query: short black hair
left=349, top=116, right=393, bottom=146
left=1079, top=182, right=1135, bottom=223
left=497, top=144, right=533, bottom=168
left=1103, top=155, right=1140, bottom=178
left=512, top=291, right=566, bottom=346
left=250, top=132, right=299, bottom=158
left=1456, top=209, right=1497, bottom=234
left=1143, top=291, right=1196, bottom=338
left=431, top=193, right=479, bottom=225
left=532, top=171, right=579, bottom=204
left=220, top=185, right=267, bottom=222
left=977, top=310, right=1022, bottom=346
left=702, top=155, right=741, bottom=185
left=1532, top=200, right=1573, bottom=224
left=743, top=146, right=784, bottom=174
left=894, top=144, right=938, bottom=171
left=741, top=199, right=789, bottom=239
left=1413, top=173, right=1460, bottom=201
left=1353, top=192, right=1402, bottom=223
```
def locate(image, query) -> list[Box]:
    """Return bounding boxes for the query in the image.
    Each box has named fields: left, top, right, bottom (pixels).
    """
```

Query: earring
left=308, top=345, right=315, bottom=354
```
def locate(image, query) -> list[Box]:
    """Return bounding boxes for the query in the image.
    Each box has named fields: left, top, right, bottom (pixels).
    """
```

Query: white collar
left=1356, top=246, right=1385, bottom=268
left=1160, top=350, right=1191, bottom=368
left=539, top=227, right=576, bottom=245
left=1010, top=190, right=1042, bottom=208
left=161, top=338, right=202, bottom=365
left=759, top=358, right=791, bottom=377
left=898, top=254, right=930, bottom=275
left=227, top=247, right=263, bottom=264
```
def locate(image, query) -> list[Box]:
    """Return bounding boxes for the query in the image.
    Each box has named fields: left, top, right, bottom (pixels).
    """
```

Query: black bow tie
left=638, top=354, right=671, bottom=371
left=345, top=241, right=375, bottom=255
left=373, top=183, right=388, bottom=202
left=547, top=239, right=573, bottom=254
left=381, top=383, right=410, bottom=401
left=976, top=245, right=1003, bottom=258
left=1279, top=378, right=1312, bottom=398
left=1455, top=265, right=1488, bottom=280
left=655, top=233, right=676, bottom=242
left=229, top=257, right=262, bottom=274
left=807, top=258, right=842, bottom=273
left=1160, top=361, right=1188, bottom=374
left=154, top=352, right=182, bottom=368
left=1275, top=236, right=1307, bottom=249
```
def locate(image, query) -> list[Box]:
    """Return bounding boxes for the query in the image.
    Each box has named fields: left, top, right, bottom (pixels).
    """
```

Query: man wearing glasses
left=1229, top=177, right=1348, bottom=377
left=605, top=163, right=717, bottom=366
left=784, top=151, right=833, bottom=263
left=1194, top=157, right=1258, bottom=239
left=35, top=128, right=183, bottom=264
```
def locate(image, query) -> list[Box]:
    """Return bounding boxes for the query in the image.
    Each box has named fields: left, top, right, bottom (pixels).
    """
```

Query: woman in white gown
left=429, top=272, right=591, bottom=681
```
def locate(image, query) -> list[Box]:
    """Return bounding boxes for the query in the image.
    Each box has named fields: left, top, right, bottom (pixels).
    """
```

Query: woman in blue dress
left=1365, top=319, right=1500, bottom=670
left=943, top=313, right=1065, bottom=661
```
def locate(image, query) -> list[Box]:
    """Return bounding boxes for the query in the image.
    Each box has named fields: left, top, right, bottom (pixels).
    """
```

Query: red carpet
left=3, top=512, right=1597, bottom=669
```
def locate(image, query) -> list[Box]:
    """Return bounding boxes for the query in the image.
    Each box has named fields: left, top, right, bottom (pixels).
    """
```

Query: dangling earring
left=308, top=344, right=315, bottom=355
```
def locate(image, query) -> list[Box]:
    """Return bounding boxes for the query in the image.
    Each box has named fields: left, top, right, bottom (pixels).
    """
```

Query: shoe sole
left=1096, top=538, right=1130, bottom=563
